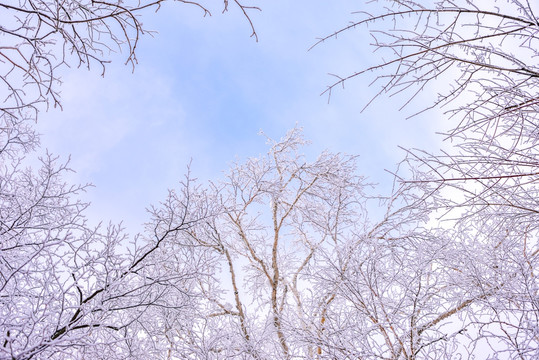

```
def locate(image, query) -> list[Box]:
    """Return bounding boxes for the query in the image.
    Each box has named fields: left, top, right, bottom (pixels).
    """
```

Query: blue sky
left=37, top=1, right=442, bottom=235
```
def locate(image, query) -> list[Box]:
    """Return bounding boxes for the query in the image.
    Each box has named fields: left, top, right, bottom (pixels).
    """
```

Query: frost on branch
left=0, top=0, right=260, bottom=122
left=0, top=112, right=210, bottom=359
left=315, top=0, right=539, bottom=358
left=142, top=127, right=530, bottom=359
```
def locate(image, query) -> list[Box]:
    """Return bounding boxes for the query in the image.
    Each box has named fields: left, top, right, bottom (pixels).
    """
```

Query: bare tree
left=1, top=1, right=260, bottom=357
left=0, top=108, right=216, bottom=359
left=144, top=128, right=371, bottom=359
left=0, top=0, right=260, bottom=121
left=313, top=0, right=539, bottom=358
left=303, top=185, right=518, bottom=359
left=144, top=127, right=505, bottom=359
left=141, top=128, right=535, bottom=360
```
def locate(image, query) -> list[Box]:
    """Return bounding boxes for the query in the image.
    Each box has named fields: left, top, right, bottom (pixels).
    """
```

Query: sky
left=36, top=0, right=444, bottom=236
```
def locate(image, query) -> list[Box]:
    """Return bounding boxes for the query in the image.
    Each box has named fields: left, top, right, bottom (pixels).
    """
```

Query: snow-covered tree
left=315, top=0, right=539, bottom=358
left=0, top=0, right=259, bottom=122
left=0, top=110, right=213, bottom=359
left=147, top=128, right=515, bottom=359
left=1, top=0, right=258, bottom=357
left=142, top=128, right=368, bottom=358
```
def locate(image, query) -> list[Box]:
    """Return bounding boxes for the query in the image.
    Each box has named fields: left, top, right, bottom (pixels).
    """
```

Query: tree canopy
left=1, top=0, right=538, bottom=359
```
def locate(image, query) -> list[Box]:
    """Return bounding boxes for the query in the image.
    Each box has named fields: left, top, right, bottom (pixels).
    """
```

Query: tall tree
left=144, top=128, right=369, bottom=358
left=146, top=128, right=509, bottom=359
left=0, top=0, right=259, bottom=358
left=314, top=0, right=539, bottom=358
left=0, top=121, right=209, bottom=358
